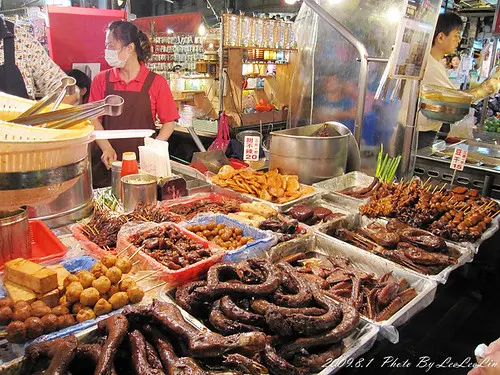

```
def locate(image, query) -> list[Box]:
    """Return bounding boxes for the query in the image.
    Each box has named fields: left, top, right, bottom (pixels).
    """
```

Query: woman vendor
left=89, top=20, right=179, bottom=188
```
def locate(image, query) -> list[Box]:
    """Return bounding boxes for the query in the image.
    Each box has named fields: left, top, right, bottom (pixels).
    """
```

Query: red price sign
left=243, top=136, right=260, bottom=162
left=450, top=145, right=468, bottom=171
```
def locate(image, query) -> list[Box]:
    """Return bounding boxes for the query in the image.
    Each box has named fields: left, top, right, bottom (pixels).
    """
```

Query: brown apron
left=92, top=70, right=156, bottom=188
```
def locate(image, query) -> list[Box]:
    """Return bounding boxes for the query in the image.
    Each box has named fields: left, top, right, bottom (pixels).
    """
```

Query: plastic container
left=71, top=223, right=113, bottom=259
left=117, top=222, right=224, bottom=287
left=182, top=214, right=278, bottom=262
left=121, top=152, right=139, bottom=178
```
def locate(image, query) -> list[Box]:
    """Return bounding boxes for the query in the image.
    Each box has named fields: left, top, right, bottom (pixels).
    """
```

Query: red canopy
left=47, top=6, right=126, bottom=72
left=133, top=13, right=202, bottom=35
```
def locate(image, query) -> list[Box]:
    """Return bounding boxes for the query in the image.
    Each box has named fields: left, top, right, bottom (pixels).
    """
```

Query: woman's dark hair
left=107, top=20, right=152, bottom=63
left=67, top=69, right=91, bottom=103
left=433, top=13, right=463, bottom=45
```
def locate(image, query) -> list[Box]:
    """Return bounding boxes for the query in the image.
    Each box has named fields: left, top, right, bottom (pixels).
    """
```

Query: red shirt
left=89, top=63, right=179, bottom=124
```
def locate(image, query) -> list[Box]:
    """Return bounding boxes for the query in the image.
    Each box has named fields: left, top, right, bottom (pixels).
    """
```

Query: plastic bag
left=448, top=108, right=476, bottom=139
left=208, top=112, right=230, bottom=152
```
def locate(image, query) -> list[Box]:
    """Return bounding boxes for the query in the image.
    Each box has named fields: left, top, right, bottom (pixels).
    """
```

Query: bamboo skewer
left=132, top=259, right=141, bottom=266
left=438, top=184, right=447, bottom=193
left=145, top=282, right=167, bottom=293
left=491, top=210, right=500, bottom=219
left=128, top=245, right=144, bottom=260
left=116, top=243, right=134, bottom=257
left=133, top=270, right=160, bottom=284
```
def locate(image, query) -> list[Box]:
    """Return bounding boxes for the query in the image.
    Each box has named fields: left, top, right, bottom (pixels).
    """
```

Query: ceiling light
left=284, top=0, right=298, bottom=4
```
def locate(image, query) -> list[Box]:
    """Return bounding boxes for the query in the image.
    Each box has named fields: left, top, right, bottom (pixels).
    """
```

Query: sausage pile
left=22, top=304, right=269, bottom=375
left=175, top=258, right=360, bottom=374
left=129, top=224, right=214, bottom=270
left=280, top=253, right=418, bottom=322
left=331, top=219, right=461, bottom=275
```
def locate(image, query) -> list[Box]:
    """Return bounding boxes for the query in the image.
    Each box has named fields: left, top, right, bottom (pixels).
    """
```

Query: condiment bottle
left=121, top=152, right=139, bottom=178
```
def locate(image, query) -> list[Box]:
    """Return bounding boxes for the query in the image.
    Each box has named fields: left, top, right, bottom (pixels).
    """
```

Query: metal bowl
left=420, top=99, right=470, bottom=124
left=236, top=130, right=262, bottom=144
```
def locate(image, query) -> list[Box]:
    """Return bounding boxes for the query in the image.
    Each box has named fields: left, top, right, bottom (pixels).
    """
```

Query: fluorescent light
left=385, top=7, right=402, bottom=23
left=285, top=0, right=298, bottom=4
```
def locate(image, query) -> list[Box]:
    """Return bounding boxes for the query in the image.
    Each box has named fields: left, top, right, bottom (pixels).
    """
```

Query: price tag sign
left=243, top=136, right=260, bottom=162
left=450, top=144, right=469, bottom=171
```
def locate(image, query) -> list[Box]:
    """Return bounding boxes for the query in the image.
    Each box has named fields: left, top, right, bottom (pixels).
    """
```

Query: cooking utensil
left=17, top=77, right=77, bottom=118
left=191, top=150, right=231, bottom=174
left=12, top=95, right=125, bottom=129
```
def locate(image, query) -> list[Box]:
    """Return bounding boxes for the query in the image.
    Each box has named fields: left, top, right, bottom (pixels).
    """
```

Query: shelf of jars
left=148, top=34, right=205, bottom=74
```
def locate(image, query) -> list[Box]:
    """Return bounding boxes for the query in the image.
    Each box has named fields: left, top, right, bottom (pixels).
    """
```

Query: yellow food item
left=66, top=281, right=84, bottom=303
left=4, top=258, right=58, bottom=294
left=80, top=288, right=100, bottom=307
left=77, top=270, right=96, bottom=289
left=108, top=292, right=129, bottom=309
left=240, top=202, right=278, bottom=218
left=94, top=298, right=112, bottom=316
left=76, top=307, right=96, bottom=323
left=47, top=265, right=70, bottom=290
left=92, top=276, right=111, bottom=295
left=4, top=280, right=36, bottom=303
left=36, top=289, right=61, bottom=308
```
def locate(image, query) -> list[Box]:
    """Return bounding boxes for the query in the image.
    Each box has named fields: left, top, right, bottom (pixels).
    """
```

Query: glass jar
left=251, top=17, right=264, bottom=48
left=223, top=13, right=239, bottom=47
left=276, top=20, right=285, bottom=49
left=239, top=15, right=252, bottom=47
left=263, top=19, right=276, bottom=49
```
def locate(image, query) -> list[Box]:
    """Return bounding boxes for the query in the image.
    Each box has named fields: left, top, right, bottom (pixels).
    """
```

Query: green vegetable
left=375, top=145, right=402, bottom=183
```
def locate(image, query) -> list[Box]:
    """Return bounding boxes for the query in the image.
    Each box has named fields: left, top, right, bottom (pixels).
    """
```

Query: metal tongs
left=12, top=95, right=125, bottom=129
left=17, top=77, right=77, bottom=118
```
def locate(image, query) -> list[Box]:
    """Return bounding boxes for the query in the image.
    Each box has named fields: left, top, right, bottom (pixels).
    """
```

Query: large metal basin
left=269, top=122, right=351, bottom=184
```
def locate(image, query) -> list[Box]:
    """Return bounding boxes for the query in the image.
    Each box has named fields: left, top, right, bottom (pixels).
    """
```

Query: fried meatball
left=90, top=262, right=109, bottom=278
left=71, top=303, right=84, bottom=315
left=63, top=274, right=79, bottom=289
left=108, top=292, right=129, bottom=310
left=6, top=321, right=26, bottom=343
left=80, top=288, right=100, bottom=308
left=127, top=286, right=145, bottom=304
left=66, top=281, right=84, bottom=303
left=59, top=295, right=72, bottom=308
left=12, top=302, right=31, bottom=322
left=115, top=257, right=132, bottom=274
left=119, top=278, right=136, bottom=292
left=77, top=270, right=96, bottom=289
left=108, top=284, right=120, bottom=297
left=101, top=254, right=117, bottom=269
left=52, top=305, right=70, bottom=317
left=57, top=314, right=75, bottom=329
left=30, top=301, right=52, bottom=318
left=76, top=307, right=96, bottom=323
left=94, top=299, right=112, bottom=316
left=0, top=306, right=13, bottom=325
left=0, top=297, right=14, bottom=308
left=92, top=276, right=111, bottom=295
left=105, top=266, right=122, bottom=284
left=41, top=314, right=59, bottom=334
left=25, top=317, right=44, bottom=339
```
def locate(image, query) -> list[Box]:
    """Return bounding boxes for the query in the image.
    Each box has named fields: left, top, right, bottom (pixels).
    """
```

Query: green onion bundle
left=375, top=144, right=401, bottom=183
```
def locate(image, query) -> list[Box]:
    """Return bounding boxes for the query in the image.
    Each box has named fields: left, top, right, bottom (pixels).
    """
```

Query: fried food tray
left=312, top=172, right=375, bottom=207
left=159, top=291, right=379, bottom=375
left=181, top=214, right=278, bottom=262
left=267, top=234, right=437, bottom=343
left=320, top=216, right=473, bottom=285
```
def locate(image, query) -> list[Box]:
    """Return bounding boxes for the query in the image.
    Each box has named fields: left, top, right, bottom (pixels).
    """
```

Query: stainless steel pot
left=111, top=161, right=123, bottom=199
left=0, top=206, right=31, bottom=265
left=269, top=122, right=355, bottom=185
left=27, top=148, right=93, bottom=229
left=121, top=174, right=157, bottom=213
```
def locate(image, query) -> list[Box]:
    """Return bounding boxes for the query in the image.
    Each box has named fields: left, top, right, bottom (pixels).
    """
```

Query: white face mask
left=105, top=48, right=128, bottom=68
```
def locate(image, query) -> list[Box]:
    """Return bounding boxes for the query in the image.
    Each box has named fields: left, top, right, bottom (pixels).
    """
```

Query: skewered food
left=64, top=274, right=79, bottom=289
left=77, top=270, right=95, bottom=289
left=360, top=180, right=499, bottom=242
left=0, top=306, right=13, bottom=325
left=167, top=198, right=242, bottom=220
left=109, top=292, right=129, bottom=310
left=58, top=314, right=76, bottom=329
left=66, top=282, right=84, bottom=303
left=41, top=314, right=59, bottom=334
left=212, top=166, right=315, bottom=204
left=119, top=278, right=136, bottom=292
left=105, top=267, right=122, bottom=284
left=76, top=307, right=96, bottom=323
left=0, top=297, right=14, bottom=308
left=127, top=286, right=145, bottom=304
left=51, top=305, right=70, bottom=316
left=90, top=262, right=108, bottom=278
left=25, top=317, right=44, bottom=339
left=101, top=254, right=117, bottom=269
left=92, top=276, right=111, bottom=295
left=115, top=257, right=132, bottom=274
left=72, top=303, right=84, bottom=314
left=30, top=300, right=51, bottom=318
left=12, top=301, right=31, bottom=321
left=6, top=321, right=26, bottom=343
left=94, top=299, right=113, bottom=316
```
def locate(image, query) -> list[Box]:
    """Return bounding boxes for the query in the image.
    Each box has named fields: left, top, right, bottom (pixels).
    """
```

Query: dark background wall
left=134, top=0, right=300, bottom=24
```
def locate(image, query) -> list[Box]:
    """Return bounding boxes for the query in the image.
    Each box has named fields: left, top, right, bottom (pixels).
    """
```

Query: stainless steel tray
left=313, top=172, right=375, bottom=207
left=268, top=234, right=437, bottom=343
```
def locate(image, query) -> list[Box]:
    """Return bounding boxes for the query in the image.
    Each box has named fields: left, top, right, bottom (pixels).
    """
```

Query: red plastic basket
left=0, top=221, right=67, bottom=270
left=71, top=224, right=115, bottom=259
left=117, top=222, right=224, bottom=287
